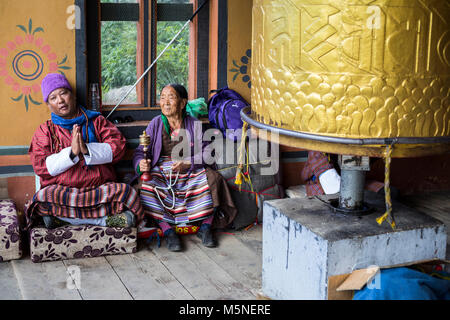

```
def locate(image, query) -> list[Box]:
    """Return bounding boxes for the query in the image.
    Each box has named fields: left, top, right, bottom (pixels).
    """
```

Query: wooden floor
left=400, top=190, right=450, bottom=262
left=1, top=190, right=449, bottom=300
left=0, top=224, right=263, bottom=300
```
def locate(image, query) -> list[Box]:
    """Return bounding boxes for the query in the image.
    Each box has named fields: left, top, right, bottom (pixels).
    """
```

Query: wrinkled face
left=46, top=88, right=78, bottom=119
left=160, top=86, right=186, bottom=118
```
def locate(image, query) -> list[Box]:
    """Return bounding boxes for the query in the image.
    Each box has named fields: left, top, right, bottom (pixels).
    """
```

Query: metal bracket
left=339, top=155, right=370, bottom=171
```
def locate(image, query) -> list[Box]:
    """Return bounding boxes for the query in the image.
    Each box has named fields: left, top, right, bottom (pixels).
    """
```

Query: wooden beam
left=208, top=0, right=219, bottom=95
left=188, top=0, right=197, bottom=100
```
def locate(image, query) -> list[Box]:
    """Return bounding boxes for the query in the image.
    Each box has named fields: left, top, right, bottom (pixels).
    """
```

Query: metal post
left=338, top=155, right=370, bottom=211
left=339, top=169, right=366, bottom=210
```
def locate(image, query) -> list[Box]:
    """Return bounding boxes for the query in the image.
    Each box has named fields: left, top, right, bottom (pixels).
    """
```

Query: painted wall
left=0, top=0, right=76, bottom=146
left=0, top=0, right=76, bottom=209
left=227, top=0, right=252, bottom=103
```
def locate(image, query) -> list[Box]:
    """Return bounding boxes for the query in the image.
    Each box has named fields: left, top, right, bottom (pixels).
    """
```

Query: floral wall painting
left=0, top=18, right=72, bottom=111
left=0, top=0, right=75, bottom=146
left=227, top=0, right=252, bottom=102
left=229, top=49, right=252, bottom=89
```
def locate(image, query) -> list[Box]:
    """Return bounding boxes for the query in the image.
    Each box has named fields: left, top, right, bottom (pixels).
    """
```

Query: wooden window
left=78, top=0, right=209, bottom=121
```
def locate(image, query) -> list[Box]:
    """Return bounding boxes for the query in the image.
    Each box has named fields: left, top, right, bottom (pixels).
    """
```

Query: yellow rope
left=235, top=122, right=249, bottom=190
left=245, top=141, right=254, bottom=193
left=376, top=144, right=396, bottom=230
left=233, top=122, right=258, bottom=231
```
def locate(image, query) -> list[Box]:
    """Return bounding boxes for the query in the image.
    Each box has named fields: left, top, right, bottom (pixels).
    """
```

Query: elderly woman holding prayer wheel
left=133, top=84, right=237, bottom=252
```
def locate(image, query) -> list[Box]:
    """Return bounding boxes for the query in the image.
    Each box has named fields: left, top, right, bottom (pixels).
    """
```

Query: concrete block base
left=262, top=192, right=447, bottom=300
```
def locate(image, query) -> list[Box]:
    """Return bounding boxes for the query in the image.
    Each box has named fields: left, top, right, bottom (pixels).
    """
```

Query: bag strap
left=209, top=86, right=228, bottom=94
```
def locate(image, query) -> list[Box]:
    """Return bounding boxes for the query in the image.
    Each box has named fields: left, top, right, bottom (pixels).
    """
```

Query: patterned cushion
left=30, top=225, right=137, bottom=263
left=0, top=199, right=22, bottom=262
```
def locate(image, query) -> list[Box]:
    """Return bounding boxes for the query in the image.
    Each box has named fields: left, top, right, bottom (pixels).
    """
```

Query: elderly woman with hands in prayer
left=26, top=73, right=143, bottom=230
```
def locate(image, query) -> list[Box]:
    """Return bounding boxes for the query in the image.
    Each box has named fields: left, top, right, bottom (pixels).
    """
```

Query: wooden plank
left=63, top=257, right=132, bottom=300
left=421, top=211, right=449, bottom=227
left=233, top=225, right=263, bottom=255
left=414, top=203, right=449, bottom=215
left=0, top=262, right=22, bottom=299
left=189, top=231, right=262, bottom=293
left=427, top=213, right=450, bottom=225
left=401, top=193, right=450, bottom=244
left=105, top=251, right=192, bottom=300
left=426, top=193, right=450, bottom=205
left=11, top=259, right=82, bottom=300
left=336, top=266, right=379, bottom=291
left=403, top=194, right=450, bottom=213
left=401, top=199, right=450, bottom=224
left=415, top=207, right=450, bottom=220
left=0, top=178, right=8, bottom=198
left=402, top=199, right=444, bottom=212
left=128, top=249, right=194, bottom=300
left=183, top=236, right=257, bottom=300
left=150, top=238, right=226, bottom=300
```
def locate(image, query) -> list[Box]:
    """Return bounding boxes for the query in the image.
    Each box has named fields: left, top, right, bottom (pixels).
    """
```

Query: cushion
left=0, top=199, right=22, bottom=262
left=30, top=225, right=137, bottom=263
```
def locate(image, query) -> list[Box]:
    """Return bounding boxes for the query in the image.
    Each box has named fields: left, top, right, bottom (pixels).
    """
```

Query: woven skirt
left=140, top=156, right=214, bottom=225
left=25, top=182, right=144, bottom=229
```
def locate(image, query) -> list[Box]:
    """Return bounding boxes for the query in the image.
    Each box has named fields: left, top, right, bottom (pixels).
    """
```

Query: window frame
left=79, top=0, right=208, bottom=121
left=99, top=1, right=146, bottom=109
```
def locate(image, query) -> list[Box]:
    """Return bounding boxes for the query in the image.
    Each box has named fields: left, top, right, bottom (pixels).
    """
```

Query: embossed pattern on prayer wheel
left=251, top=0, right=450, bottom=157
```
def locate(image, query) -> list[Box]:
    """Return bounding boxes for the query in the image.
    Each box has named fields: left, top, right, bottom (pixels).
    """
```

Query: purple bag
left=207, top=86, right=249, bottom=141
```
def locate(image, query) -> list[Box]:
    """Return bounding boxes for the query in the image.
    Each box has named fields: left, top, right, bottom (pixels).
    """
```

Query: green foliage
left=100, top=1, right=190, bottom=102
left=101, top=21, right=138, bottom=94
left=156, top=21, right=189, bottom=96
left=101, top=0, right=138, bottom=3
left=157, top=0, right=190, bottom=3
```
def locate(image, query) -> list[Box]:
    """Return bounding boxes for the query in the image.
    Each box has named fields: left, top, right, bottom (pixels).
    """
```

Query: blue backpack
left=207, top=87, right=249, bottom=141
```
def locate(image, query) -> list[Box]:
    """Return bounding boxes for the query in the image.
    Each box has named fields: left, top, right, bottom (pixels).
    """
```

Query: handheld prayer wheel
left=248, top=0, right=450, bottom=158
left=139, top=130, right=151, bottom=182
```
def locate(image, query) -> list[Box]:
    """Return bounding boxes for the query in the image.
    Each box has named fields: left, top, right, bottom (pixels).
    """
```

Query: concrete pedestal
left=262, top=192, right=447, bottom=300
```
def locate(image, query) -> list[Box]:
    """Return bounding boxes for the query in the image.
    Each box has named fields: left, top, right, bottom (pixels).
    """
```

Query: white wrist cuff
left=46, top=147, right=79, bottom=176
left=84, top=143, right=113, bottom=165
left=319, top=168, right=341, bottom=194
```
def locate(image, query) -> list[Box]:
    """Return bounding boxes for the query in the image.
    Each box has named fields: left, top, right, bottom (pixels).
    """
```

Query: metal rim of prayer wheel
left=242, top=107, right=450, bottom=158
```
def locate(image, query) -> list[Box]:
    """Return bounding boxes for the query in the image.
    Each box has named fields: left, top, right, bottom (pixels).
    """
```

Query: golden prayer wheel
left=248, top=0, right=450, bottom=158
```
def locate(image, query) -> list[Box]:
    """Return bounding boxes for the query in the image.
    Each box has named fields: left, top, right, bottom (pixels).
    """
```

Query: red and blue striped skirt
left=25, top=182, right=144, bottom=229
left=140, top=156, right=214, bottom=225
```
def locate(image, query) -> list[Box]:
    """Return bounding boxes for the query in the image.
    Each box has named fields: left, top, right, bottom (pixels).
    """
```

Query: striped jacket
left=301, top=151, right=334, bottom=196
left=29, top=115, right=126, bottom=189
left=301, top=151, right=385, bottom=196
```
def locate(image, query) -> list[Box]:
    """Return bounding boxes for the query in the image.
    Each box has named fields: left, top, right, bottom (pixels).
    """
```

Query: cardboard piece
left=337, top=266, right=380, bottom=291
